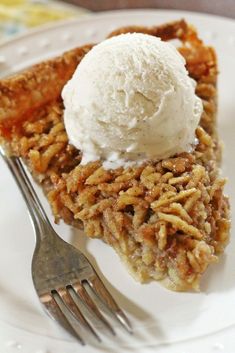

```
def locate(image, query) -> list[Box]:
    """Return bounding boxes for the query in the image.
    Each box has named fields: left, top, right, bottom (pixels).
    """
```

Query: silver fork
left=0, top=146, right=131, bottom=345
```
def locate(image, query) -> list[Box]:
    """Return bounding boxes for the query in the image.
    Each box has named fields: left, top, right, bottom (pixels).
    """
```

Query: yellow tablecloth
left=0, top=0, right=89, bottom=43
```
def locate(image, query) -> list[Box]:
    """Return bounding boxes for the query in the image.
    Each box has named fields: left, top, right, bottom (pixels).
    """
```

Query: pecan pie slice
left=0, top=20, right=230, bottom=291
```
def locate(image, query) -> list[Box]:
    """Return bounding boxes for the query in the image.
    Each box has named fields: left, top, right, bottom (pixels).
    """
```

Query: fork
left=0, top=146, right=131, bottom=344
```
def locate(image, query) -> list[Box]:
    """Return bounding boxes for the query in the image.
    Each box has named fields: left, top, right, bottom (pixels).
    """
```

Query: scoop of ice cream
left=62, top=33, right=202, bottom=169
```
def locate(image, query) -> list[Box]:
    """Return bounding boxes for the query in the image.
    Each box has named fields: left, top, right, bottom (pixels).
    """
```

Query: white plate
left=0, top=9, right=235, bottom=353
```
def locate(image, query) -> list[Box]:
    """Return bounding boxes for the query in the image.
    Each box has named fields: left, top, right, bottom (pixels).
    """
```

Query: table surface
left=64, top=0, right=235, bottom=19
left=0, top=0, right=88, bottom=43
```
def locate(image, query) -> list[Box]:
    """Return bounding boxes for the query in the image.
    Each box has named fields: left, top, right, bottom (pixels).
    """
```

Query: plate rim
left=0, top=8, right=235, bottom=50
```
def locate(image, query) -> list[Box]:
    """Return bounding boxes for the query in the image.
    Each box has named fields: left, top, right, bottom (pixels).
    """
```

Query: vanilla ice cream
left=62, top=33, right=202, bottom=169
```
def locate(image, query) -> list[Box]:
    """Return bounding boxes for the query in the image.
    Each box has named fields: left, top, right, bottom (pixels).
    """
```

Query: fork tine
left=40, top=293, right=85, bottom=345
left=71, top=283, right=115, bottom=336
left=58, top=288, right=101, bottom=342
left=87, top=275, right=132, bottom=333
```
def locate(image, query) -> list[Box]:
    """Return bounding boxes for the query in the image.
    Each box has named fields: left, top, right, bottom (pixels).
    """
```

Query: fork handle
left=0, top=146, right=55, bottom=241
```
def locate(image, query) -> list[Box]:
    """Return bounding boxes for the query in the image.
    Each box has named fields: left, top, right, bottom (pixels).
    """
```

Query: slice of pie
left=0, top=20, right=230, bottom=291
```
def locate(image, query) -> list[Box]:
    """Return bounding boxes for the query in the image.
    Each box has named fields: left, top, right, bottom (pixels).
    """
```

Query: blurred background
left=0, top=0, right=234, bottom=43
left=65, top=0, right=235, bottom=17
